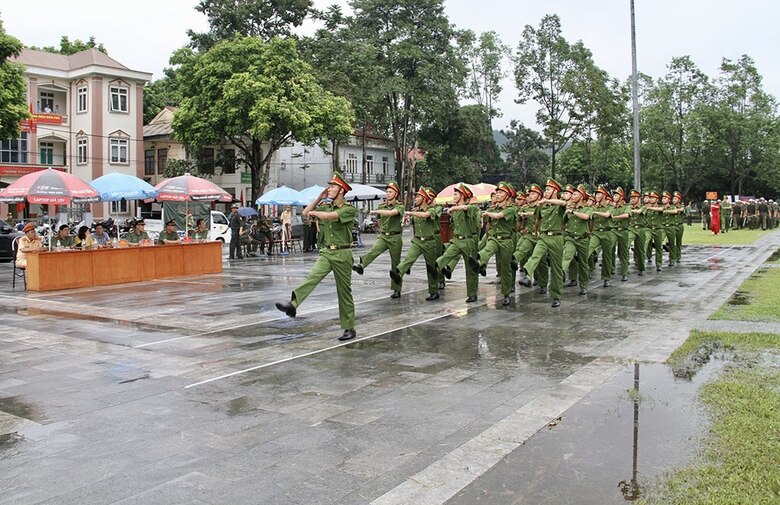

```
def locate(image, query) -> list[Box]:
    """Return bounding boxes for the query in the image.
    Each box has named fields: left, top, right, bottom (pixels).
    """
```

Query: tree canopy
left=0, top=19, right=29, bottom=140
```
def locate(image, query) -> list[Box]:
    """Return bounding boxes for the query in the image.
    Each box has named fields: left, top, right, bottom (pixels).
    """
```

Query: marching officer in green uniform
left=353, top=181, right=404, bottom=298
left=561, top=184, right=592, bottom=295
left=426, top=187, right=446, bottom=290
left=660, top=191, right=677, bottom=267
left=588, top=186, right=616, bottom=287
left=627, top=189, right=647, bottom=276
left=391, top=187, right=442, bottom=300
left=721, top=196, right=732, bottom=233
left=469, top=181, right=518, bottom=306
left=513, top=184, right=549, bottom=293
left=645, top=190, right=666, bottom=272
left=126, top=219, right=150, bottom=245
left=158, top=219, right=181, bottom=244
left=275, top=172, right=358, bottom=341
left=436, top=183, right=481, bottom=302
left=518, top=179, right=566, bottom=306
left=611, top=187, right=632, bottom=282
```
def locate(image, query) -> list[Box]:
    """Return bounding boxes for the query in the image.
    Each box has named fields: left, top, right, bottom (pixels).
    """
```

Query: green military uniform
left=53, top=234, right=74, bottom=248
left=394, top=188, right=442, bottom=298
left=520, top=179, right=566, bottom=305
left=672, top=193, right=685, bottom=264
left=426, top=187, right=446, bottom=289
left=513, top=186, right=549, bottom=290
left=588, top=187, right=616, bottom=284
left=193, top=229, right=209, bottom=241
left=473, top=182, right=518, bottom=304
left=126, top=228, right=149, bottom=244
left=158, top=229, right=180, bottom=245
left=660, top=192, right=677, bottom=267
left=436, top=184, right=480, bottom=301
left=356, top=182, right=404, bottom=294
left=721, top=199, right=732, bottom=233
left=611, top=188, right=632, bottom=281
left=645, top=191, right=665, bottom=271
left=561, top=186, right=592, bottom=293
left=627, top=190, right=647, bottom=276
left=291, top=201, right=357, bottom=330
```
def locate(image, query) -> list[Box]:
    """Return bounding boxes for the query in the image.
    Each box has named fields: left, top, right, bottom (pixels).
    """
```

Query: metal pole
left=361, top=126, right=367, bottom=185
left=630, top=0, right=641, bottom=191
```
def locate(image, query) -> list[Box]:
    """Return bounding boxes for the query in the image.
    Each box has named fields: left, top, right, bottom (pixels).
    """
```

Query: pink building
left=1, top=48, right=152, bottom=220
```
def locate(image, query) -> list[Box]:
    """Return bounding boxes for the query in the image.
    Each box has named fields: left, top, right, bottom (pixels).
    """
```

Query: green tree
left=710, top=55, right=778, bottom=197
left=641, top=56, right=714, bottom=198
left=461, top=30, right=509, bottom=129
left=347, top=0, right=466, bottom=201
left=500, top=121, right=549, bottom=186
left=143, top=73, right=181, bottom=124
left=188, top=0, right=313, bottom=50
left=172, top=36, right=355, bottom=202
left=29, top=35, right=107, bottom=54
left=0, top=19, right=29, bottom=140
left=514, top=14, right=611, bottom=178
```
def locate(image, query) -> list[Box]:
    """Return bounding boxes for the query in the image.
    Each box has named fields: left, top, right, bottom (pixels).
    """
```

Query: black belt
left=326, top=244, right=353, bottom=250
left=565, top=233, right=589, bottom=240
left=414, top=235, right=436, bottom=241
left=632, top=225, right=643, bottom=228
left=453, top=234, right=473, bottom=240
left=614, top=228, right=627, bottom=231
left=490, top=234, right=512, bottom=240
left=542, top=231, right=562, bottom=236
left=380, top=231, right=401, bottom=236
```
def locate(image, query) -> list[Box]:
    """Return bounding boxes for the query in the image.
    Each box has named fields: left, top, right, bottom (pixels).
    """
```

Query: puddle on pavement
left=727, top=290, right=751, bottom=306
left=0, top=396, right=47, bottom=423
left=447, top=358, right=727, bottom=505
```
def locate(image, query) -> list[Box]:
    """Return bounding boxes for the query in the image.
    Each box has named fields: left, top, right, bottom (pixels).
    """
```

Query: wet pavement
left=1, top=231, right=779, bottom=504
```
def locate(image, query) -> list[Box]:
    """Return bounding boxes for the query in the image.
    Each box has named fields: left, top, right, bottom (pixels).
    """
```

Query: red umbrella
left=155, top=173, right=232, bottom=202
left=0, top=168, right=100, bottom=204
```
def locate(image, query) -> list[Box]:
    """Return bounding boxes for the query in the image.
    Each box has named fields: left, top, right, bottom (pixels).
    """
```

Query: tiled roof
left=13, top=48, right=130, bottom=72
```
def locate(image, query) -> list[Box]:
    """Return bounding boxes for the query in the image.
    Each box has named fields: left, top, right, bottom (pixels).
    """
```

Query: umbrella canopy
left=256, top=186, right=301, bottom=206
left=0, top=168, right=100, bottom=204
left=294, top=185, right=326, bottom=206
left=345, top=183, right=386, bottom=202
left=155, top=173, right=232, bottom=202
left=237, top=206, right=258, bottom=217
left=91, top=172, right=158, bottom=201
left=434, top=182, right=497, bottom=205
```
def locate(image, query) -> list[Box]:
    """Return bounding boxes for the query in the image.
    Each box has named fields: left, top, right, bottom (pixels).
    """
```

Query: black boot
left=578, top=288, right=588, bottom=295
left=502, top=296, right=510, bottom=306
left=551, top=299, right=561, bottom=307
left=603, top=280, right=610, bottom=287
left=466, top=295, right=477, bottom=303
left=275, top=301, right=297, bottom=318
left=352, top=263, right=364, bottom=275
left=338, top=329, right=356, bottom=341
left=442, top=265, right=453, bottom=280
left=425, top=293, right=440, bottom=301
left=390, top=290, right=401, bottom=299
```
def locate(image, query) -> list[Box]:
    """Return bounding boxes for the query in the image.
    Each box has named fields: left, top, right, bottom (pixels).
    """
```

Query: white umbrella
left=345, top=183, right=386, bottom=202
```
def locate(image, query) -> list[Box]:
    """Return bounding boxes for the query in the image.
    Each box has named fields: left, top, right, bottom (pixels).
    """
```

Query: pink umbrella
left=0, top=168, right=100, bottom=204
left=155, top=173, right=232, bottom=202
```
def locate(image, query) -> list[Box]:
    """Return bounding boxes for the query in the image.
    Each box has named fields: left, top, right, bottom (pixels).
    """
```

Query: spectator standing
left=710, top=200, right=721, bottom=235
left=228, top=203, right=243, bottom=259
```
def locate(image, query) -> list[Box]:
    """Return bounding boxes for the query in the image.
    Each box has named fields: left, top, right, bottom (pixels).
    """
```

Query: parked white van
left=144, top=209, right=232, bottom=245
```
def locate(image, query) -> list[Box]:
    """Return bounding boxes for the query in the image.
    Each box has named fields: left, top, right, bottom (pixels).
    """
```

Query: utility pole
left=630, top=0, right=641, bottom=191
left=361, top=125, right=367, bottom=185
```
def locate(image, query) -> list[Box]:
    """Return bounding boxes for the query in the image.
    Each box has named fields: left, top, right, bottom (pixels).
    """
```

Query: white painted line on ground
left=184, top=312, right=456, bottom=388
left=135, top=288, right=429, bottom=348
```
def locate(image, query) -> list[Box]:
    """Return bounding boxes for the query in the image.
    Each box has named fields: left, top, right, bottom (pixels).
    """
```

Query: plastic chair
left=12, top=237, right=26, bottom=290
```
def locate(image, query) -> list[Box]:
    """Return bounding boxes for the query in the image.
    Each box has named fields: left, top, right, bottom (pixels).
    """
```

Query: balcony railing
left=342, top=172, right=392, bottom=185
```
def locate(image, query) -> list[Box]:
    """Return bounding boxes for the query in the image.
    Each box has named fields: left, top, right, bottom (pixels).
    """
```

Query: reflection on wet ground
left=0, top=235, right=777, bottom=504
left=447, top=360, right=725, bottom=505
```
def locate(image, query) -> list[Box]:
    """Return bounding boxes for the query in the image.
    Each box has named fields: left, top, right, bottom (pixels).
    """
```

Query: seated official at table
left=53, top=224, right=74, bottom=249
left=158, top=219, right=181, bottom=245
left=74, top=225, right=94, bottom=249
left=193, top=219, right=209, bottom=241
left=16, top=223, right=44, bottom=268
left=126, top=219, right=150, bottom=245
left=92, top=222, right=111, bottom=247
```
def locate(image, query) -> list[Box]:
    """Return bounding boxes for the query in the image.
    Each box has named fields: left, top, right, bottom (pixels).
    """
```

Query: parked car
left=0, top=219, right=25, bottom=263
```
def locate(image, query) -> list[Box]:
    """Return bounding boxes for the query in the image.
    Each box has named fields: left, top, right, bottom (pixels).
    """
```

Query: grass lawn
left=681, top=225, right=773, bottom=245
left=709, top=265, right=780, bottom=322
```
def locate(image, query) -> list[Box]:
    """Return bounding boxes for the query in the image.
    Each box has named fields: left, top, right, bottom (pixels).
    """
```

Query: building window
left=222, top=149, right=236, bottom=174
left=157, top=148, right=167, bottom=174
left=346, top=153, right=358, bottom=173
left=110, top=86, right=128, bottom=112
left=40, top=92, right=54, bottom=112
left=77, top=87, right=88, bottom=113
left=110, top=138, right=128, bottom=163
left=199, top=147, right=215, bottom=174
left=40, top=142, right=54, bottom=164
left=144, top=149, right=155, bottom=175
left=0, top=133, right=28, bottom=163
left=110, top=200, right=129, bottom=214
left=366, top=154, right=374, bottom=174
left=382, top=156, right=389, bottom=175
left=77, top=138, right=88, bottom=165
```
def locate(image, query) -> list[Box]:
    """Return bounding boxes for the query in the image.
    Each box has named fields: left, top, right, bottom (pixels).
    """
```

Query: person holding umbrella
left=275, top=172, right=358, bottom=341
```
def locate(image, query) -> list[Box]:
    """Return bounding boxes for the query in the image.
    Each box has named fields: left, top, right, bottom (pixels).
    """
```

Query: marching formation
left=276, top=173, right=689, bottom=341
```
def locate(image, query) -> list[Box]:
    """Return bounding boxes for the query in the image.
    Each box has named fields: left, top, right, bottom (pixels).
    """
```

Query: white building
left=1, top=48, right=152, bottom=219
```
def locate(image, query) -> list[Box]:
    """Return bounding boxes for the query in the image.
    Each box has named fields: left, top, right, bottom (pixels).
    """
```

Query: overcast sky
left=3, top=0, right=778, bottom=131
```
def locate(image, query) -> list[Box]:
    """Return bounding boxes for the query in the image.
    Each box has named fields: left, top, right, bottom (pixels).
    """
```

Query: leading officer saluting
left=275, top=172, right=358, bottom=341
